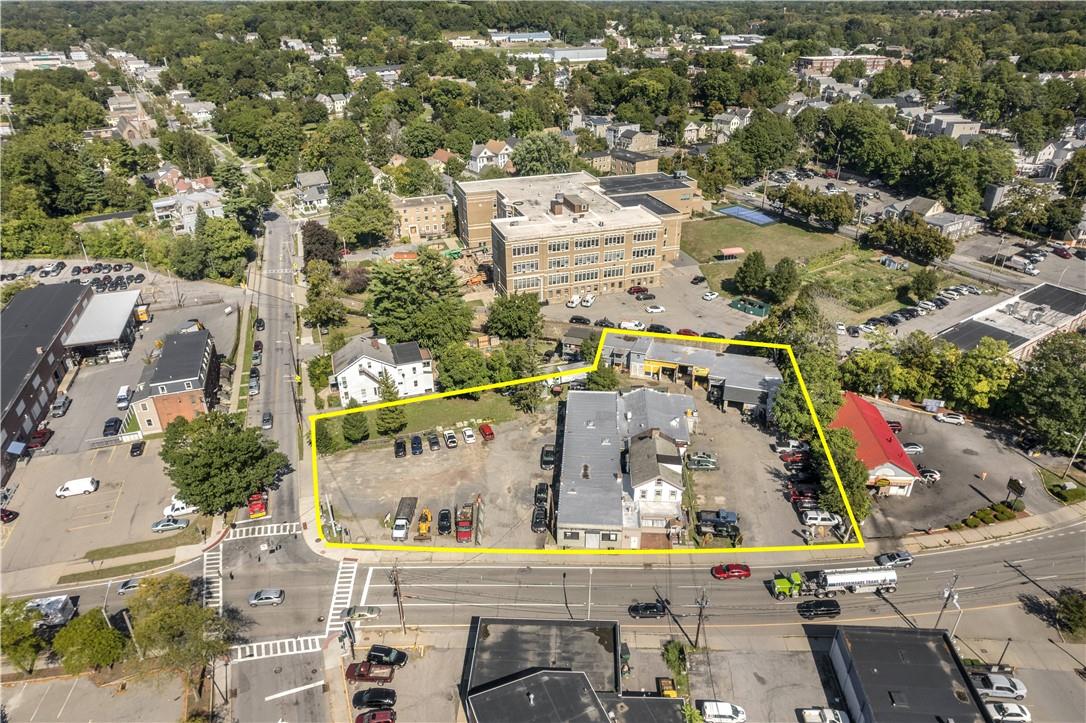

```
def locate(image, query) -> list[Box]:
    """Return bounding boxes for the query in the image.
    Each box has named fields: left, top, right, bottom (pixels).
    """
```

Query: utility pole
left=122, top=609, right=144, bottom=660
left=392, top=565, right=406, bottom=635
left=1061, top=427, right=1086, bottom=479
left=693, top=589, right=709, bottom=649
left=934, top=574, right=959, bottom=630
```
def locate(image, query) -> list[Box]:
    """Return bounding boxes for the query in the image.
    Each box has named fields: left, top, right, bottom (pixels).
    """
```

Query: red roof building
left=829, top=392, right=919, bottom=496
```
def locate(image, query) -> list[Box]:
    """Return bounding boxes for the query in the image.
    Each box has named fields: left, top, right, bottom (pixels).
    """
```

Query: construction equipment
left=455, top=503, right=474, bottom=543
left=415, top=507, right=432, bottom=541
left=135, top=304, right=151, bottom=323
left=771, top=566, right=897, bottom=600
left=656, top=678, right=678, bottom=698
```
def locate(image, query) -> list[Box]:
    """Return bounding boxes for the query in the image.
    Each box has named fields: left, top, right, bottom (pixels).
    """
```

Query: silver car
left=116, top=578, right=141, bottom=596
left=151, top=516, right=190, bottom=533
left=875, top=551, right=914, bottom=568
left=248, top=588, right=285, bottom=607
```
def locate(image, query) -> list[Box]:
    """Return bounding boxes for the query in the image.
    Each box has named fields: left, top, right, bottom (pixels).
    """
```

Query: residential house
left=612, top=128, right=659, bottom=152
left=681, top=122, right=702, bottom=146
left=581, top=150, right=611, bottom=173
left=152, top=190, right=224, bottom=235
left=279, top=37, right=307, bottom=52
left=293, top=171, right=330, bottom=214
left=468, top=139, right=516, bottom=174
left=132, top=329, right=219, bottom=435
left=349, top=64, right=403, bottom=89
left=829, top=392, right=920, bottom=496
left=244, top=32, right=261, bottom=43
left=605, top=123, right=640, bottom=148
left=712, top=109, right=754, bottom=141
left=331, top=338, right=435, bottom=407
left=555, top=388, right=697, bottom=549
left=609, top=148, right=659, bottom=176
left=426, top=148, right=458, bottom=174
left=883, top=196, right=980, bottom=239
left=1036, top=139, right=1083, bottom=179
left=390, top=193, right=453, bottom=243
left=568, top=107, right=585, bottom=131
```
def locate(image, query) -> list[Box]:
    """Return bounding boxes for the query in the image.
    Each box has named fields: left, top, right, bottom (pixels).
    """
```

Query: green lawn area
left=355, top=391, right=519, bottom=434
left=682, top=216, right=848, bottom=295
left=84, top=515, right=213, bottom=561
left=58, top=557, right=175, bottom=584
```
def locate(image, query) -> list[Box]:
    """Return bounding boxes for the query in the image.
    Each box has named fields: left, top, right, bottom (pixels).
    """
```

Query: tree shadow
left=1018, top=592, right=1062, bottom=630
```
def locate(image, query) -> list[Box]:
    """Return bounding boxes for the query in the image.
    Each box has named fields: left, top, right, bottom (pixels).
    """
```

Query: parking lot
left=320, top=413, right=555, bottom=549
left=865, top=401, right=1059, bottom=539
left=953, top=232, right=1086, bottom=292
left=540, top=254, right=761, bottom=340
left=0, top=439, right=199, bottom=573
left=1, top=670, right=183, bottom=722
left=340, top=638, right=464, bottom=723
left=688, top=397, right=812, bottom=548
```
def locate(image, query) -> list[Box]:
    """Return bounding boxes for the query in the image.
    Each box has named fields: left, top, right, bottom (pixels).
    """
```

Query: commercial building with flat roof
left=935, top=283, right=1086, bottom=360
left=454, top=172, right=700, bottom=301
left=64, top=289, right=142, bottom=356
left=1, top=283, right=92, bottom=481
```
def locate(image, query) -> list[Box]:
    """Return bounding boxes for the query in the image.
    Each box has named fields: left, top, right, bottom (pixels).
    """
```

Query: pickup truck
left=345, top=662, right=395, bottom=686
left=800, top=708, right=850, bottom=723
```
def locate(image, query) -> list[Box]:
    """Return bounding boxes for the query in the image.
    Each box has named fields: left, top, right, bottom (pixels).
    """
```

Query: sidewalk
left=898, top=500, right=1086, bottom=553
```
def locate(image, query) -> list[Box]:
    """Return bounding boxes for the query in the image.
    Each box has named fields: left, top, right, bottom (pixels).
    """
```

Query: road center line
left=264, top=680, right=325, bottom=702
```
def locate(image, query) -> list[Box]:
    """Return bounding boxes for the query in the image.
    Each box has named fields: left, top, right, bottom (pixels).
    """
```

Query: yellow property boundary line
left=309, top=330, right=864, bottom=555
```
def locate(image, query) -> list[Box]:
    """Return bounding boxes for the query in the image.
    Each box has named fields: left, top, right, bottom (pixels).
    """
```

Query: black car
left=701, top=331, right=726, bottom=339
left=367, top=644, right=409, bottom=667
left=932, top=297, right=950, bottom=309
left=437, top=508, right=453, bottom=535
left=635, top=292, right=656, bottom=301
left=249, top=366, right=260, bottom=379
left=410, top=435, right=423, bottom=455
left=569, top=315, right=591, bottom=325
left=534, top=482, right=549, bottom=506
left=847, top=325, right=861, bottom=337
left=112, top=263, right=124, bottom=272
left=102, top=417, right=122, bottom=436
left=691, top=275, right=707, bottom=284
left=594, top=318, right=616, bottom=328
left=71, top=266, right=81, bottom=276
left=394, top=438, right=407, bottom=458
left=531, top=505, right=548, bottom=533
left=540, top=444, right=557, bottom=470
left=352, top=688, right=397, bottom=710
left=427, top=432, right=441, bottom=451
left=628, top=600, right=669, bottom=619
left=797, top=599, right=841, bottom=620
left=123, top=262, right=133, bottom=272
left=129, top=441, right=146, bottom=457
left=254, top=317, right=265, bottom=331
left=646, top=323, right=671, bottom=334
left=133, top=273, right=146, bottom=283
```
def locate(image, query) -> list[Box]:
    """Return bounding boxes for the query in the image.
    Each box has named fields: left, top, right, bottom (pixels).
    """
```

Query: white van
left=700, top=701, right=747, bottom=723
left=581, top=293, right=596, bottom=307
left=115, top=385, right=133, bottom=410
left=56, top=477, right=100, bottom=498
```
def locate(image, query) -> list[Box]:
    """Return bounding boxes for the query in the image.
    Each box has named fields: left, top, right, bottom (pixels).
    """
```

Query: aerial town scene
left=1, top=2, right=1084, bottom=722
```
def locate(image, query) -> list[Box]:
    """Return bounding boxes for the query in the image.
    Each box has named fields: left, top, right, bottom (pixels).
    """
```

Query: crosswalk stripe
left=324, top=559, right=359, bottom=636
left=227, top=522, right=300, bottom=540
left=229, top=635, right=323, bottom=664
left=202, top=548, right=223, bottom=615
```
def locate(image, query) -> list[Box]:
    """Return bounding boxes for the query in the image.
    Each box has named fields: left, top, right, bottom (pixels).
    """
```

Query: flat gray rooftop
left=599, top=173, right=691, bottom=195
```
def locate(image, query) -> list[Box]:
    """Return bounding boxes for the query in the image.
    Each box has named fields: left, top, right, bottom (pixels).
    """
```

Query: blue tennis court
left=715, top=205, right=778, bottom=226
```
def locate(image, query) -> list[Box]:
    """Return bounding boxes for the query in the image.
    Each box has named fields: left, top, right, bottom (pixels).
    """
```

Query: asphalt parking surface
left=1, top=670, right=183, bottom=722
left=865, top=401, right=1058, bottom=539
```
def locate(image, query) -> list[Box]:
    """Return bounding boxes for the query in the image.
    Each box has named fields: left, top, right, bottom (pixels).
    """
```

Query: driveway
left=319, top=413, right=556, bottom=550
left=865, top=401, right=1058, bottom=539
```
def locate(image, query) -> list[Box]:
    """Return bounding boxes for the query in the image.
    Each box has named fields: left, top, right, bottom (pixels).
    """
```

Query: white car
left=702, top=291, right=720, bottom=301
left=163, top=496, right=199, bottom=517
left=935, top=412, right=966, bottom=425
left=902, top=442, right=924, bottom=455
left=940, top=289, right=961, bottom=300
left=566, top=295, right=582, bottom=308
left=701, top=700, right=747, bottom=723
left=835, top=322, right=847, bottom=335
left=985, top=702, right=1031, bottom=722
left=619, top=320, right=646, bottom=331
left=858, top=324, right=876, bottom=334
left=580, top=293, right=596, bottom=307
left=1024, top=266, right=1040, bottom=276
left=917, top=300, right=937, bottom=311
left=773, top=439, right=810, bottom=454
left=462, top=427, right=477, bottom=444
left=645, top=304, right=665, bottom=314
left=802, top=510, right=842, bottom=527
left=56, top=477, right=99, bottom=498
left=972, top=673, right=1027, bottom=700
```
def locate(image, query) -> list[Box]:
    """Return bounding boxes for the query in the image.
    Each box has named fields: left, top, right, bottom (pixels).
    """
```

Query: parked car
left=972, top=673, right=1027, bottom=700
left=702, top=331, right=726, bottom=339
left=394, top=438, right=407, bottom=458
left=442, top=430, right=458, bottom=448
left=710, top=563, right=751, bottom=580
left=570, top=315, right=591, bottom=325
left=479, top=423, right=495, bottom=441
left=835, top=322, right=847, bottom=335
left=594, top=318, right=616, bottom=328
left=902, top=442, right=924, bottom=454
left=116, top=578, right=141, bottom=596
left=935, top=412, right=966, bottom=425
left=129, top=440, right=146, bottom=457
left=773, top=439, right=810, bottom=454
left=581, top=293, right=596, bottom=307
left=343, top=606, right=382, bottom=621
left=675, top=328, right=697, bottom=336
left=686, top=452, right=719, bottom=470
left=886, top=420, right=903, bottom=433
left=699, top=701, right=747, bottom=723
left=254, top=317, right=265, bottom=331
left=1, top=509, right=19, bottom=523
left=55, top=477, right=100, bottom=498
left=779, top=450, right=808, bottom=464
left=50, top=395, right=72, bottom=417
left=932, top=297, right=950, bottom=309
left=462, top=427, right=476, bottom=444
left=437, top=508, right=452, bottom=535
left=646, top=323, right=671, bottom=334
left=353, top=688, right=397, bottom=710
left=163, top=497, right=199, bottom=516
left=875, top=551, right=914, bottom=568
left=645, top=304, right=665, bottom=314
left=253, top=340, right=263, bottom=352
left=151, top=516, right=190, bottom=533
left=531, top=505, right=548, bottom=533
left=427, top=432, right=441, bottom=451
left=797, top=599, right=841, bottom=619
left=691, top=275, right=707, bottom=284
left=27, top=428, right=54, bottom=450
left=102, top=417, right=122, bottom=436
left=262, top=412, right=274, bottom=430
left=702, top=291, right=719, bottom=301
left=801, top=510, right=842, bottom=527
left=534, top=482, right=549, bottom=506
left=635, top=292, right=656, bottom=301
left=356, top=711, right=396, bottom=723
left=566, top=295, right=582, bottom=308
left=984, top=703, right=1031, bottom=722
left=918, top=467, right=940, bottom=482
left=366, top=645, right=408, bottom=667
left=344, top=661, right=394, bottom=685
left=540, top=444, right=557, bottom=470
left=619, top=320, right=646, bottom=331
left=626, top=285, right=648, bottom=295
left=248, top=588, right=285, bottom=607
left=407, top=435, right=422, bottom=455
left=628, top=600, right=669, bottom=619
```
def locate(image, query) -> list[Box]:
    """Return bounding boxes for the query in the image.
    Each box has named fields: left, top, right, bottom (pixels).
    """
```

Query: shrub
left=313, top=395, right=325, bottom=410
left=964, top=516, right=982, bottom=528
left=991, top=503, right=1010, bottom=515
left=995, top=511, right=1015, bottom=522
left=948, top=522, right=965, bottom=531
left=1057, top=486, right=1086, bottom=504
left=327, top=394, right=341, bottom=407
left=1010, top=499, right=1026, bottom=512
left=976, top=509, right=996, bottom=524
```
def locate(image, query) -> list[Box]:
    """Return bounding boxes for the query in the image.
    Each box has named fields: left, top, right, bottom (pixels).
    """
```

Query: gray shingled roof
left=331, top=337, right=427, bottom=375
left=150, top=330, right=210, bottom=385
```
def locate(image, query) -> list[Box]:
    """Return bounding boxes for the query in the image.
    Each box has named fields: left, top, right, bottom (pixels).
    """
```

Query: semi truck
left=391, top=497, right=417, bottom=541
left=990, top=254, right=1038, bottom=275
left=455, top=503, right=474, bottom=543
left=772, top=566, right=897, bottom=600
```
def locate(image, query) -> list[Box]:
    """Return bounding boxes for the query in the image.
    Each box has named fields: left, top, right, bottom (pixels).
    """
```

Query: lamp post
left=1061, top=428, right=1086, bottom=479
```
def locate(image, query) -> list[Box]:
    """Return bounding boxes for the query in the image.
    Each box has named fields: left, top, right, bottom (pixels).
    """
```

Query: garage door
left=585, top=532, right=600, bottom=549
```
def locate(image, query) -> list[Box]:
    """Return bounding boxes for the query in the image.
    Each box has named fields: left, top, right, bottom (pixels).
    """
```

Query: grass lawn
left=84, top=515, right=213, bottom=561
left=682, top=216, right=848, bottom=295
left=345, top=391, right=519, bottom=436
left=58, top=557, right=175, bottom=584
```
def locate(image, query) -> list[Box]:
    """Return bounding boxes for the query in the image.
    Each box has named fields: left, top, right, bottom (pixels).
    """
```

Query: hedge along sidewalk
left=897, top=499, right=1086, bottom=553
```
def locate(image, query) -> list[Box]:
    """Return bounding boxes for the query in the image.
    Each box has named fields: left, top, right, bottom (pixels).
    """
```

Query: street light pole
left=934, top=574, right=959, bottom=630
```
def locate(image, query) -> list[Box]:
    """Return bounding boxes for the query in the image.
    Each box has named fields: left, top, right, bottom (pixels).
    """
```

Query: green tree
left=1057, top=151, right=1086, bottom=198
left=765, top=257, right=801, bottom=302
left=585, top=363, right=620, bottom=391
left=1011, top=333, right=1086, bottom=455
left=365, top=249, right=472, bottom=349
left=910, top=267, right=940, bottom=301
left=437, top=344, right=490, bottom=395
left=509, top=106, right=544, bottom=137
left=840, top=348, right=902, bottom=396
left=314, top=419, right=338, bottom=455
left=341, top=400, right=371, bottom=444
left=831, top=58, right=867, bottom=83
left=262, top=112, right=303, bottom=174
left=308, top=354, right=333, bottom=391
left=160, top=411, right=288, bottom=514
left=773, top=351, right=842, bottom=440
left=732, top=108, right=797, bottom=175
left=401, top=119, right=445, bottom=159
left=159, top=130, right=216, bottom=178
left=863, top=218, right=954, bottom=264
left=943, top=337, right=1017, bottom=411
left=815, top=427, right=873, bottom=522
left=52, top=611, right=127, bottom=674
left=1046, top=198, right=1084, bottom=237
left=1055, top=587, right=1086, bottom=637
left=0, top=598, right=44, bottom=673
left=486, top=293, right=542, bottom=339
left=733, top=250, right=768, bottom=295
left=330, top=188, right=395, bottom=248
left=199, top=217, right=253, bottom=282
left=511, top=132, right=572, bottom=176
left=374, top=371, right=407, bottom=436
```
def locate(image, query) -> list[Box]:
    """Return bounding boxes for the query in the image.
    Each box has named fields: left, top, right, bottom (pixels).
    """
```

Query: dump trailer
left=455, top=503, right=474, bottom=543
left=391, top=497, right=417, bottom=542
left=772, top=566, right=897, bottom=600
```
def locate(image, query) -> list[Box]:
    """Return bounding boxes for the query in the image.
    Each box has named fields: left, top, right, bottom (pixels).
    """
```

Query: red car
left=247, top=492, right=268, bottom=519
left=626, top=285, right=648, bottom=295
left=789, top=488, right=817, bottom=503
left=710, top=563, right=751, bottom=580
left=1053, top=247, right=1073, bottom=259
left=779, top=450, right=808, bottom=463
left=479, top=423, right=495, bottom=441
left=675, top=328, right=698, bottom=337
left=0, top=509, right=19, bottom=523
left=356, top=711, right=396, bottom=723
left=27, top=428, right=54, bottom=450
